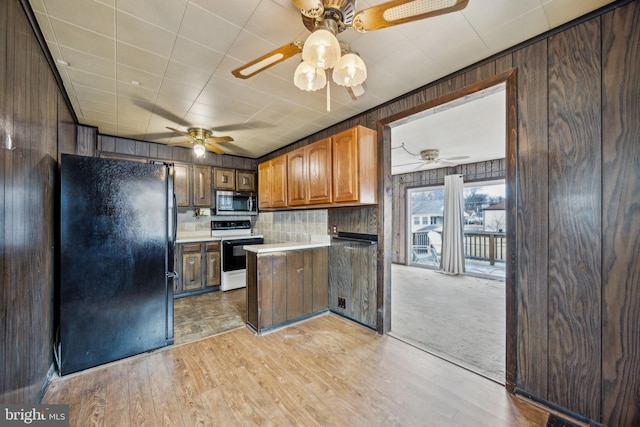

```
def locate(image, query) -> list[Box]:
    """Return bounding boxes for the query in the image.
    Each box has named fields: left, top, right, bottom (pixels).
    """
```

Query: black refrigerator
left=59, top=154, right=176, bottom=375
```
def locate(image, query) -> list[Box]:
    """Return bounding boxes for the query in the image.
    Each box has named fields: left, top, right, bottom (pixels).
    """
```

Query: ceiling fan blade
left=291, top=0, right=324, bottom=18
left=166, top=140, right=192, bottom=146
left=166, top=126, right=190, bottom=136
left=204, top=142, right=225, bottom=155
left=352, top=0, right=468, bottom=33
left=231, top=42, right=304, bottom=79
left=440, top=155, right=470, bottom=161
left=207, top=136, right=234, bottom=143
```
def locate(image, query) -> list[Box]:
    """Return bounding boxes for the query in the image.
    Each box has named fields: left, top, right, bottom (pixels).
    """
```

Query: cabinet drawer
left=181, top=243, right=202, bottom=253
left=206, top=242, right=220, bottom=252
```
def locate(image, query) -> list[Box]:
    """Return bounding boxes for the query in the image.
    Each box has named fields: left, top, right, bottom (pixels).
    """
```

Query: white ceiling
left=29, top=0, right=615, bottom=159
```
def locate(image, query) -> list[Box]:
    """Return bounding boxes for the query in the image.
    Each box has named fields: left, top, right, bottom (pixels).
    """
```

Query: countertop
left=243, top=241, right=330, bottom=254
left=175, top=232, right=220, bottom=243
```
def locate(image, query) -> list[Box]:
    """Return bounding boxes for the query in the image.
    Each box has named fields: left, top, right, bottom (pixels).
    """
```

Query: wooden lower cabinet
left=175, top=241, right=221, bottom=295
left=246, top=247, right=328, bottom=333
left=328, top=240, right=377, bottom=329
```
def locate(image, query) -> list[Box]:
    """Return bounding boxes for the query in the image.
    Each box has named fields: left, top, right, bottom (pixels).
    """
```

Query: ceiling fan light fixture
left=332, top=52, right=367, bottom=87
left=302, top=22, right=341, bottom=69
left=294, top=61, right=327, bottom=91
left=193, top=142, right=206, bottom=157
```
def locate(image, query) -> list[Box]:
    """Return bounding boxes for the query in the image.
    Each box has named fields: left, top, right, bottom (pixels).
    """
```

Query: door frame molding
left=377, top=69, right=518, bottom=391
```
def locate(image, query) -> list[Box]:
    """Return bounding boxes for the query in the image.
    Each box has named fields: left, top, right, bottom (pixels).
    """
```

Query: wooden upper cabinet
left=258, top=155, right=288, bottom=209
left=332, top=125, right=377, bottom=204
left=287, top=138, right=332, bottom=206
left=192, top=165, right=212, bottom=207
left=287, top=147, right=307, bottom=206
left=270, top=155, right=288, bottom=208
left=306, top=137, right=332, bottom=204
left=213, top=167, right=235, bottom=190
left=173, top=163, right=190, bottom=207
left=236, top=170, right=256, bottom=192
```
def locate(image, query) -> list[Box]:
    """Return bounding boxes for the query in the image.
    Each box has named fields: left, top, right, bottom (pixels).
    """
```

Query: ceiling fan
left=231, top=0, right=469, bottom=97
left=165, top=127, right=233, bottom=156
left=393, top=143, right=470, bottom=169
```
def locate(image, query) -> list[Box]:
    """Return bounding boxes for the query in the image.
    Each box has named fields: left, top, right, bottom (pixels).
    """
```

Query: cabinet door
left=332, top=128, right=359, bottom=203
left=174, top=163, right=190, bottom=207
left=182, top=252, right=202, bottom=291
left=306, top=138, right=332, bottom=204
left=214, top=167, right=235, bottom=190
left=236, top=170, right=256, bottom=192
left=287, top=147, right=306, bottom=206
left=258, top=161, right=272, bottom=208
left=270, top=155, right=288, bottom=208
left=205, top=251, right=221, bottom=287
left=192, top=165, right=212, bottom=207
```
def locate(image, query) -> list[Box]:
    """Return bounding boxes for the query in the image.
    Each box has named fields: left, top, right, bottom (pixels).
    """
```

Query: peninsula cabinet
left=258, top=155, right=288, bottom=209
left=332, top=125, right=377, bottom=205
left=246, top=247, right=328, bottom=334
left=287, top=137, right=332, bottom=206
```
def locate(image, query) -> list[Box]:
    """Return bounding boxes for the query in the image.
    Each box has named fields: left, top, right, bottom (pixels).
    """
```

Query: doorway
left=379, top=70, right=517, bottom=388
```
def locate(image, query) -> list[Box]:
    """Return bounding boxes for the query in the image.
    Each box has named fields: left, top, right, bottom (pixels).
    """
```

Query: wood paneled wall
left=267, top=2, right=639, bottom=424
left=0, top=0, right=75, bottom=404
left=391, top=158, right=506, bottom=264
left=89, top=132, right=256, bottom=170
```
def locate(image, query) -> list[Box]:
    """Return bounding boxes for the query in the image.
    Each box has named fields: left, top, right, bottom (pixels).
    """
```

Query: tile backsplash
left=177, top=209, right=328, bottom=243
left=252, top=210, right=328, bottom=243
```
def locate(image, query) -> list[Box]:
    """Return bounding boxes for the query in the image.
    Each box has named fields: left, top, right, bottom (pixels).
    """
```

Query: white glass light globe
left=193, top=142, right=206, bottom=157
left=294, top=62, right=327, bottom=91
left=302, top=28, right=341, bottom=70
left=332, top=53, right=367, bottom=87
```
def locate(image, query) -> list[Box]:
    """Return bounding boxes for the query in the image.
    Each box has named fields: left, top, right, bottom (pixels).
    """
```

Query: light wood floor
left=42, top=313, right=551, bottom=426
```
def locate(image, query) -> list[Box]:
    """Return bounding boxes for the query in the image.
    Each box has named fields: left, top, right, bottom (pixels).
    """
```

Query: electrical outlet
left=331, top=224, right=338, bottom=235
left=338, top=297, right=346, bottom=309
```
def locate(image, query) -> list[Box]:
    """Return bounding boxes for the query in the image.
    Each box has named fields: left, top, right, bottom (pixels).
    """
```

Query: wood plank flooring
left=42, top=314, right=551, bottom=426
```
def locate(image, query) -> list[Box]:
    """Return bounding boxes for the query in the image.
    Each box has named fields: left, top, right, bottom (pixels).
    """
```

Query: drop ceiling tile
left=189, top=0, right=260, bottom=27
left=241, top=1, right=305, bottom=46
left=41, top=0, right=115, bottom=38
left=116, top=64, right=162, bottom=92
left=73, top=84, right=116, bottom=104
left=59, top=46, right=115, bottom=79
left=116, top=11, right=176, bottom=58
left=34, top=11, right=55, bottom=42
left=170, top=37, right=225, bottom=73
left=77, top=97, right=116, bottom=115
left=462, top=0, right=543, bottom=34
left=82, top=108, right=117, bottom=124
left=158, top=78, right=202, bottom=102
left=49, top=17, right=115, bottom=60
left=178, top=3, right=242, bottom=53
left=154, top=94, right=193, bottom=121
left=116, top=0, right=187, bottom=33
left=116, top=81, right=158, bottom=103
left=164, top=61, right=211, bottom=90
left=479, top=7, right=550, bottom=52
left=542, top=0, right=614, bottom=28
left=116, top=42, right=169, bottom=76
left=66, top=68, right=115, bottom=92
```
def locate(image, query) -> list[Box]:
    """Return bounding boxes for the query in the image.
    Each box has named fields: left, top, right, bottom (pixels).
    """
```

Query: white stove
left=211, top=220, right=263, bottom=291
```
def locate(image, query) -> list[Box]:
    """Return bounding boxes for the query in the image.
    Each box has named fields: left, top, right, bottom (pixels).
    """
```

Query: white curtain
left=440, top=174, right=466, bottom=274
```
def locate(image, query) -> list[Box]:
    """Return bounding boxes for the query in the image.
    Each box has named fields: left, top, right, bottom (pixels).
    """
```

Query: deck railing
left=412, top=231, right=506, bottom=266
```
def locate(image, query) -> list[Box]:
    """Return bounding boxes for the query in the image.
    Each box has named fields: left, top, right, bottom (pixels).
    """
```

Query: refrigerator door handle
left=172, top=193, right=178, bottom=243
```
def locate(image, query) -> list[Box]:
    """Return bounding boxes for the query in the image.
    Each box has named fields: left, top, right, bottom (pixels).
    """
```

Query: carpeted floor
left=390, top=264, right=505, bottom=383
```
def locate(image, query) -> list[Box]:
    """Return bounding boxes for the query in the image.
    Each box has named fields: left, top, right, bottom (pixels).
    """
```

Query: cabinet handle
left=296, top=268, right=304, bottom=273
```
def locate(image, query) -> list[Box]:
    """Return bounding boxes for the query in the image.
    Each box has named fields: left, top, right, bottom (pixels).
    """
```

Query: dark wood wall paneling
left=1, top=0, right=69, bottom=404
left=390, top=159, right=506, bottom=264
left=91, top=132, right=257, bottom=170
left=547, top=20, right=603, bottom=420
left=601, top=3, right=640, bottom=426
left=264, top=2, right=640, bottom=424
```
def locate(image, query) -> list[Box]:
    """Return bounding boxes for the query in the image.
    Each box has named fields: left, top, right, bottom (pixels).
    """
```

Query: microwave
left=215, top=191, right=257, bottom=215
